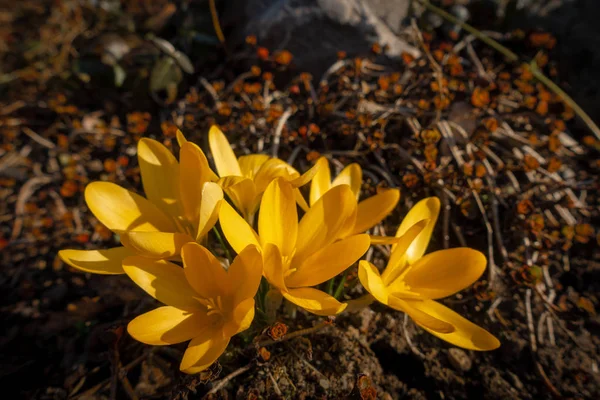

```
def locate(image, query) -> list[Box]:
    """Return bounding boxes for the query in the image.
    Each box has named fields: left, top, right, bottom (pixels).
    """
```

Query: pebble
left=448, top=348, right=472, bottom=372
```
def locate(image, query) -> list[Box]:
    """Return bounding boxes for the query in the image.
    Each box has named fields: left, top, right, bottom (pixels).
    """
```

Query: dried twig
left=204, top=363, right=253, bottom=397
left=271, top=108, right=293, bottom=158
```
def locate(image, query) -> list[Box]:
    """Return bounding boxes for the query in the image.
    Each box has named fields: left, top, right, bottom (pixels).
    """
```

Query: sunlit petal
left=180, top=327, right=230, bottom=373
left=120, top=231, right=194, bottom=259
left=283, top=287, right=347, bottom=316
left=208, top=125, right=241, bottom=176
left=288, top=156, right=326, bottom=187
left=262, top=243, right=287, bottom=290
left=309, top=157, right=331, bottom=206
left=179, top=142, right=214, bottom=223
left=218, top=176, right=257, bottom=218
left=388, top=297, right=455, bottom=334
left=294, top=188, right=310, bottom=212
left=382, top=219, right=429, bottom=285
left=393, top=197, right=440, bottom=263
left=238, top=154, right=271, bottom=179
left=196, top=182, right=223, bottom=240
left=219, top=201, right=260, bottom=255
left=401, top=299, right=500, bottom=350
left=128, top=306, right=210, bottom=345
left=331, top=163, right=362, bottom=200
left=228, top=245, right=263, bottom=305
left=222, top=298, right=255, bottom=337
left=287, top=234, right=370, bottom=287
left=352, top=189, right=400, bottom=235
left=402, top=248, right=487, bottom=299
left=258, top=179, right=297, bottom=256
left=296, top=185, right=356, bottom=263
left=176, top=129, right=187, bottom=146
left=58, top=247, right=133, bottom=275
left=85, top=182, right=175, bottom=232
left=253, top=158, right=297, bottom=194
left=357, top=261, right=389, bottom=304
left=138, top=138, right=181, bottom=219
left=123, top=256, right=199, bottom=310
left=181, top=242, right=228, bottom=299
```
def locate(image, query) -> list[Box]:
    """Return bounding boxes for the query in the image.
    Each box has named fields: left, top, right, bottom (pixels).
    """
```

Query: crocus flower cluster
left=60, top=126, right=499, bottom=374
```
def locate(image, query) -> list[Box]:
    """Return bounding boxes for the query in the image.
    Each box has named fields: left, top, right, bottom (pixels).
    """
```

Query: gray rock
left=223, top=0, right=419, bottom=75
left=448, top=348, right=472, bottom=372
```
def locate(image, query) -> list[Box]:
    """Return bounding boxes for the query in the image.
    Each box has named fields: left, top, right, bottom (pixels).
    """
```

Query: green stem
left=333, top=270, right=348, bottom=300
left=212, top=226, right=232, bottom=261
left=325, top=277, right=335, bottom=295
left=416, top=0, right=600, bottom=141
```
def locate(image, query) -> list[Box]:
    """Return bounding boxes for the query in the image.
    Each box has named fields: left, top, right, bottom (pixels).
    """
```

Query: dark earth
left=1, top=1, right=599, bottom=399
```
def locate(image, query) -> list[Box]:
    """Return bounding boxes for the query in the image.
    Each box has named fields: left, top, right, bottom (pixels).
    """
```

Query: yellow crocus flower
left=358, top=197, right=500, bottom=351
left=219, top=178, right=370, bottom=316
left=310, top=157, right=400, bottom=243
left=124, top=243, right=262, bottom=373
left=59, top=137, right=222, bottom=274
left=205, top=125, right=323, bottom=222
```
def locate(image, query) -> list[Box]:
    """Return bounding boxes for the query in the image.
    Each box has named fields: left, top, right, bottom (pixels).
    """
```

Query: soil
left=1, top=1, right=599, bottom=399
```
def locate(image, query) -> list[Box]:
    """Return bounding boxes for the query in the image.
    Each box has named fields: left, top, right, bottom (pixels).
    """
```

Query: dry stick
left=204, top=363, right=253, bottom=397
left=525, top=288, right=537, bottom=353
left=416, top=0, right=600, bottom=141
left=198, top=77, right=221, bottom=108
left=253, top=321, right=330, bottom=348
left=470, top=183, right=498, bottom=288
left=403, top=314, right=425, bottom=359
left=22, top=127, right=56, bottom=149
left=11, top=175, right=54, bottom=240
left=271, top=108, right=293, bottom=158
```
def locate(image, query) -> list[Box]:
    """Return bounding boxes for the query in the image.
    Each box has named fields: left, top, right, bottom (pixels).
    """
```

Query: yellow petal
left=176, top=129, right=187, bottom=146
left=388, top=297, right=455, bottom=334
left=138, top=138, right=181, bottom=219
left=228, top=245, right=263, bottom=305
left=344, top=294, right=376, bottom=313
left=294, top=188, right=310, bottom=212
left=238, top=154, right=271, bottom=179
left=253, top=158, right=298, bottom=194
left=283, top=287, right=347, bottom=316
left=258, top=179, right=297, bottom=257
left=128, top=306, right=210, bottom=345
left=393, top=197, right=440, bottom=263
left=219, top=176, right=257, bottom=218
left=357, top=261, right=389, bottom=304
left=287, top=234, right=370, bottom=288
left=296, top=185, right=356, bottom=263
left=331, top=163, right=362, bottom=200
left=288, top=156, right=325, bottom=187
left=180, top=327, right=230, bottom=373
left=352, top=189, right=400, bottom=235
left=85, top=182, right=175, bottom=232
left=181, top=242, right=228, bottom=299
left=119, top=231, right=194, bottom=259
left=219, top=201, right=261, bottom=254
left=58, top=247, right=133, bottom=274
left=179, top=142, right=213, bottom=223
left=123, top=256, right=199, bottom=310
left=208, top=125, right=241, bottom=176
left=196, top=182, right=223, bottom=240
left=309, top=157, right=331, bottom=206
left=400, top=299, right=500, bottom=350
left=368, top=235, right=406, bottom=244
left=382, top=219, right=429, bottom=285
left=262, top=243, right=287, bottom=290
left=222, top=297, right=255, bottom=337
left=403, top=248, right=487, bottom=299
